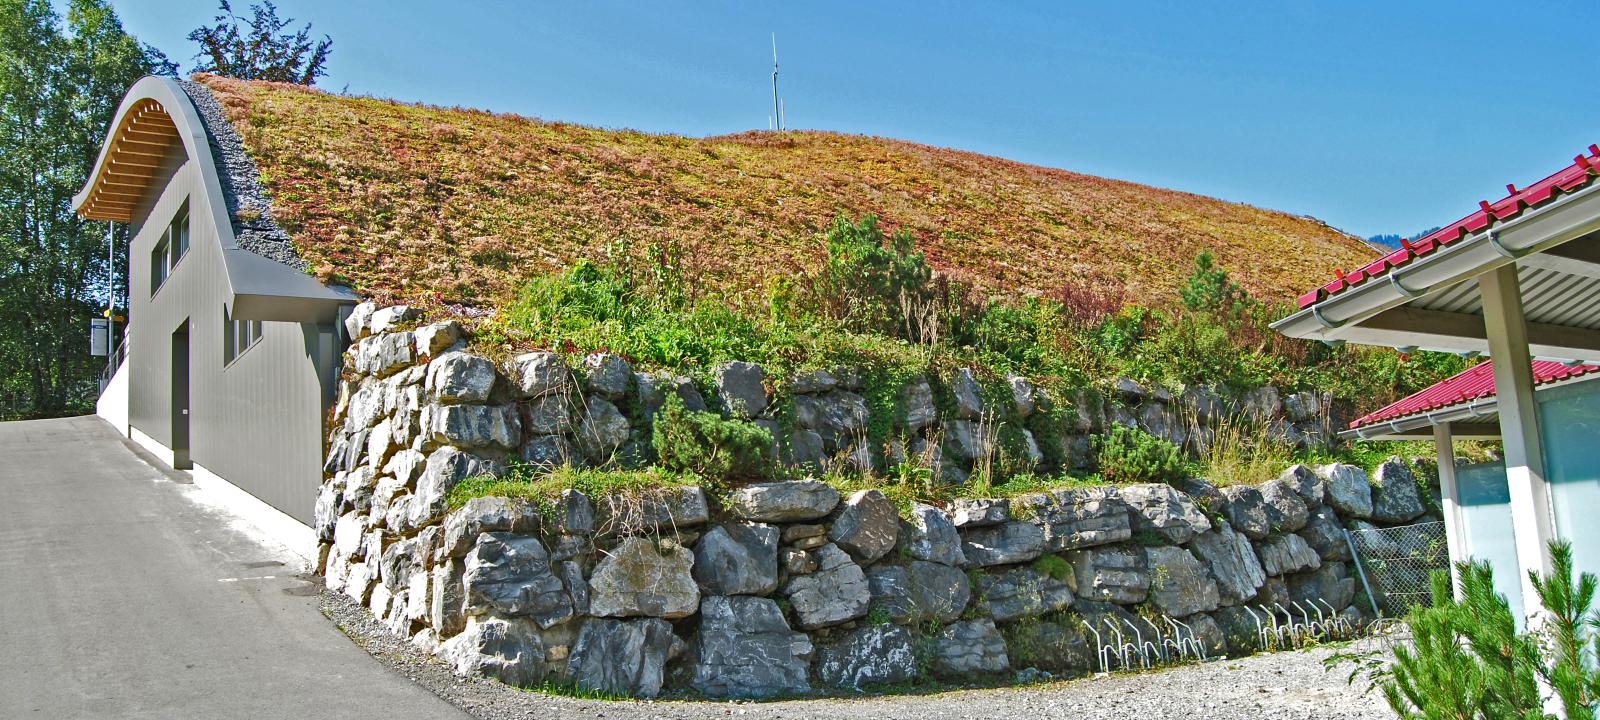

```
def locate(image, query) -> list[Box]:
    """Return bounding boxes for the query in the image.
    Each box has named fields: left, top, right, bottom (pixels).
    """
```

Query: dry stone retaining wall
left=314, top=304, right=1437, bottom=699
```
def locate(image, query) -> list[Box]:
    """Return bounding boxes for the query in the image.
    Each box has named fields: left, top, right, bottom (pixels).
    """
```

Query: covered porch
left=1274, top=146, right=1600, bottom=616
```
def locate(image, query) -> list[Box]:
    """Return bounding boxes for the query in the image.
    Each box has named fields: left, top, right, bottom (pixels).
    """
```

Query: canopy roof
left=1346, top=360, right=1599, bottom=439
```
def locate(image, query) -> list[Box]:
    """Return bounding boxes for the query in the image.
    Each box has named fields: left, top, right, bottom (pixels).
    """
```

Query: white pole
left=107, top=221, right=115, bottom=362
left=1433, top=422, right=1466, bottom=598
left=1479, top=265, right=1556, bottom=612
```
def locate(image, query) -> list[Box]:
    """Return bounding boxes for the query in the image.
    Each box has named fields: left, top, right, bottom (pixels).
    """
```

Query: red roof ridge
left=1349, top=360, right=1600, bottom=429
left=1297, top=145, right=1600, bottom=309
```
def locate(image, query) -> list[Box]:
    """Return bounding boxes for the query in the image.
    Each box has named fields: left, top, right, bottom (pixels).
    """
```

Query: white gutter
left=1274, top=179, right=1600, bottom=341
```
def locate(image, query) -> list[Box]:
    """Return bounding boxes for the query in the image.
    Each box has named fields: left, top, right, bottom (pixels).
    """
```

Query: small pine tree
left=1179, top=251, right=1248, bottom=316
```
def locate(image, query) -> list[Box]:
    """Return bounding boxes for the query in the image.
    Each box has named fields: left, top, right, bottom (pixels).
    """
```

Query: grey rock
left=1287, top=562, right=1356, bottom=611
left=345, top=379, right=387, bottom=431
left=829, top=489, right=900, bottom=564
left=1119, top=483, right=1212, bottom=544
left=413, top=321, right=462, bottom=360
left=867, top=560, right=971, bottom=623
left=1213, top=606, right=1263, bottom=656
left=1257, top=478, right=1310, bottom=533
left=1188, top=523, right=1267, bottom=606
left=1109, top=403, right=1137, bottom=429
left=1218, top=485, right=1271, bottom=540
left=1280, top=464, right=1326, bottom=506
left=1017, top=428, right=1045, bottom=467
left=1299, top=506, right=1352, bottom=562
left=412, top=447, right=501, bottom=525
left=1371, top=458, right=1425, bottom=523
left=816, top=625, right=917, bottom=689
left=899, top=376, right=938, bottom=431
left=960, top=521, right=1046, bottom=566
left=369, top=304, right=420, bottom=335
left=365, top=331, right=417, bottom=378
left=1317, top=463, right=1374, bottom=518
left=427, top=351, right=498, bottom=404
left=950, top=497, right=1010, bottom=528
left=1021, top=487, right=1132, bottom=551
left=977, top=566, right=1074, bottom=622
left=1017, top=620, right=1095, bottom=677
left=1138, top=402, right=1182, bottom=447
left=463, top=533, right=573, bottom=628
left=783, top=548, right=817, bottom=575
left=1182, top=385, right=1226, bottom=422
left=580, top=353, right=633, bottom=399
left=786, top=428, right=826, bottom=469
left=933, top=618, right=1009, bottom=676
left=551, top=489, right=594, bottom=536
left=691, top=595, right=812, bottom=698
left=1257, top=533, right=1321, bottom=576
left=714, top=361, right=768, bottom=419
left=942, top=418, right=986, bottom=464
left=437, top=616, right=545, bottom=687
left=1067, top=544, right=1151, bottom=604
left=902, top=504, right=966, bottom=566
left=781, top=543, right=871, bottom=629
left=431, top=559, right=467, bottom=636
left=425, top=403, right=520, bottom=450
left=1067, top=388, right=1107, bottom=433
left=344, top=301, right=376, bottom=340
left=1239, top=386, right=1282, bottom=421
left=518, top=434, right=578, bottom=469
left=567, top=618, right=675, bottom=698
left=950, top=367, right=984, bottom=420
left=1113, top=377, right=1148, bottom=403
left=601, top=485, right=711, bottom=533
left=1283, top=391, right=1321, bottom=423
left=1008, top=375, right=1037, bottom=417
left=810, top=391, right=870, bottom=452
left=1347, top=519, right=1401, bottom=559
left=509, top=351, right=571, bottom=398
left=1144, top=545, right=1221, bottom=617
left=790, top=369, right=837, bottom=394
left=693, top=523, right=779, bottom=596
left=520, top=394, right=574, bottom=436
left=1063, top=434, right=1094, bottom=471
left=726, top=480, right=840, bottom=522
left=588, top=537, right=699, bottom=619
left=442, top=496, right=541, bottom=558
left=577, top=395, right=631, bottom=460
left=558, top=560, right=589, bottom=616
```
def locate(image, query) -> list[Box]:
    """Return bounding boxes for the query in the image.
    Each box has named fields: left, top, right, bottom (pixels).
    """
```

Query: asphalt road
left=0, top=416, right=469, bottom=720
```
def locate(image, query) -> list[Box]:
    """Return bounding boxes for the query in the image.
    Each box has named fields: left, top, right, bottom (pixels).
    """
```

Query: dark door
left=171, top=321, right=191, bottom=469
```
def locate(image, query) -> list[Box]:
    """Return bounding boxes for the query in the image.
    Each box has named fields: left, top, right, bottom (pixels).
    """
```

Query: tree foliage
left=0, top=0, right=166, bottom=418
left=188, top=1, right=331, bottom=85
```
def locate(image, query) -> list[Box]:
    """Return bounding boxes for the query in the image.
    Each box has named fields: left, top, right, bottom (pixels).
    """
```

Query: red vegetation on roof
left=1297, top=145, right=1600, bottom=310
left=1349, top=360, right=1600, bottom=429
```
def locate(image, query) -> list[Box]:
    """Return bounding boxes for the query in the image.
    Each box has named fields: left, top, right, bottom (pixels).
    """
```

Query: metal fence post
left=1345, top=529, right=1382, bottom=619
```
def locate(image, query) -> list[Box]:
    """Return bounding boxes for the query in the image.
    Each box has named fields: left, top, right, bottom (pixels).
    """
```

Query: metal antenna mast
left=771, top=33, right=782, bottom=131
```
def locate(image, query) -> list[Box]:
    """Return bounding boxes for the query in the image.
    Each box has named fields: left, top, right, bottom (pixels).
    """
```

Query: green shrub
left=1031, top=553, right=1073, bottom=582
left=1094, top=424, right=1185, bottom=485
left=651, top=394, right=775, bottom=481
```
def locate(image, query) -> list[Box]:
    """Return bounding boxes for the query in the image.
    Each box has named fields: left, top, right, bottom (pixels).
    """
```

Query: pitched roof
left=1296, top=146, right=1600, bottom=310
left=1349, top=359, right=1600, bottom=429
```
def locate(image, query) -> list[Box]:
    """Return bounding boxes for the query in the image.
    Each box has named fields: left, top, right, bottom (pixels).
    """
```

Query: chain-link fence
left=1345, top=520, right=1450, bottom=617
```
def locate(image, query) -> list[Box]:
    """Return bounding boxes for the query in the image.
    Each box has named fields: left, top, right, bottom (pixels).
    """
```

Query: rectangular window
left=149, top=201, right=189, bottom=296
left=223, top=307, right=265, bottom=366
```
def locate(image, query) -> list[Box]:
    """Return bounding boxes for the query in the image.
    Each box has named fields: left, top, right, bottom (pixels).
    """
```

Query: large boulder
left=828, top=489, right=900, bottom=564
left=580, top=353, right=633, bottom=399
left=976, top=566, right=1075, bottom=622
left=808, top=391, right=870, bottom=452
left=412, top=447, right=501, bottom=525
left=566, top=618, right=676, bottom=698
left=1144, top=545, right=1220, bottom=617
left=726, top=480, right=840, bottom=522
left=1287, top=563, right=1356, bottom=611
left=949, top=498, right=1010, bottom=528
left=1256, top=478, right=1310, bottom=533
left=901, top=504, right=966, bottom=566
left=436, top=616, right=545, bottom=687
left=576, top=395, right=631, bottom=461
left=1067, top=544, right=1152, bottom=604
left=1020, top=487, right=1132, bottom=551
left=587, top=537, right=699, bottom=619
left=509, top=351, right=571, bottom=398
left=1008, top=375, right=1037, bottom=417
left=442, top=496, right=541, bottom=558
left=424, top=403, right=520, bottom=450
left=714, top=361, right=769, bottom=419
left=1119, top=484, right=1212, bottom=544
left=692, top=523, right=779, bottom=596
left=520, top=394, right=574, bottom=436
left=1279, top=464, right=1326, bottom=506
left=781, top=543, right=871, bottom=630
left=426, top=351, right=498, bottom=404
left=1371, top=458, right=1425, bottom=523
left=1257, top=534, right=1321, bottom=576
left=1318, top=463, right=1373, bottom=518
left=413, top=320, right=462, bottom=360
left=463, top=533, right=573, bottom=628
left=949, top=367, right=984, bottom=419
left=815, top=625, right=917, bottom=689
left=960, top=521, right=1046, bottom=567
left=898, top=376, right=938, bottom=431
left=601, top=485, right=711, bottom=534
left=1299, top=506, right=1352, bottom=562
left=1217, top=486, right=1272, bottom=540
left=867, top=561, right=971, bottom=623
left=933, top=618, right=1009, bottom=676
left=1188, top=523, right=1267, bottom=605
left=691, top=596, right=812, bottom=698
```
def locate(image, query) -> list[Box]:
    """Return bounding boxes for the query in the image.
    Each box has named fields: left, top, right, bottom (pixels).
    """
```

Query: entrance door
left=171, top=321, right=191, bottom=469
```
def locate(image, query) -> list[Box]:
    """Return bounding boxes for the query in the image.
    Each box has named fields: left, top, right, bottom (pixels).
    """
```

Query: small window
left=223, top=306, right=265, bottom=366
left=149, top=202, right=189, bottom=296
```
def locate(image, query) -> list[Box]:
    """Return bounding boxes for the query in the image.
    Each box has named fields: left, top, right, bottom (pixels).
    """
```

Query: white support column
left=1433, top=422, right=1466, bottom=599
left=1479, top=264, right=1557, bottom=611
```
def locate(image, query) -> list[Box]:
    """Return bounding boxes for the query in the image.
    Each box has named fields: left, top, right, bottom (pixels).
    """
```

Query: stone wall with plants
left=315, top=303, right=1440, bottom=699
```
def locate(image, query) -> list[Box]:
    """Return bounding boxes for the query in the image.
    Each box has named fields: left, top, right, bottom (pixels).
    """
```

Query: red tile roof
left=1350, top=360, right=1600, bottom=429
left=1297, top=145, right=1600, bottom=309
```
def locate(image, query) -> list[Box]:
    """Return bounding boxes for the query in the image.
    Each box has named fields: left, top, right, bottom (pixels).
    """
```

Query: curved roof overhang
left=74, top=76, right=356, bottom=324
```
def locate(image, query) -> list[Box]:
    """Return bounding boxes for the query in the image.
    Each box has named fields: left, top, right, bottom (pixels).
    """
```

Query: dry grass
left=197, top=74, right=1376, bottom=309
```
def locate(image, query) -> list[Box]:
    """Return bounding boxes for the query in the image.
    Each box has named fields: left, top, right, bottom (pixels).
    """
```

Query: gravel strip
left=323, top=590, right=1393, bottom=720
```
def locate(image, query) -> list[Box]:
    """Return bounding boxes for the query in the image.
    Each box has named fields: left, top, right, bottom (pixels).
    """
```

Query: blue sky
left=111, top=1, right=1600, bottom=239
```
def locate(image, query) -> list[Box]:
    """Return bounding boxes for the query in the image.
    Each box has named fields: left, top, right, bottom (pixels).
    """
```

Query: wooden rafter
left=78, top=98, right=181, bottom=221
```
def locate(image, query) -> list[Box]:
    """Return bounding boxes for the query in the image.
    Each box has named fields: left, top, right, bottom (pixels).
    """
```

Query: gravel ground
left=324, top=590, right=1395, bottom=720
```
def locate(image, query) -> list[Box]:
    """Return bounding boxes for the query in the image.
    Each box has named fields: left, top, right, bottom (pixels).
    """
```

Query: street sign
left=90, top=318, right=109, bottom=356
